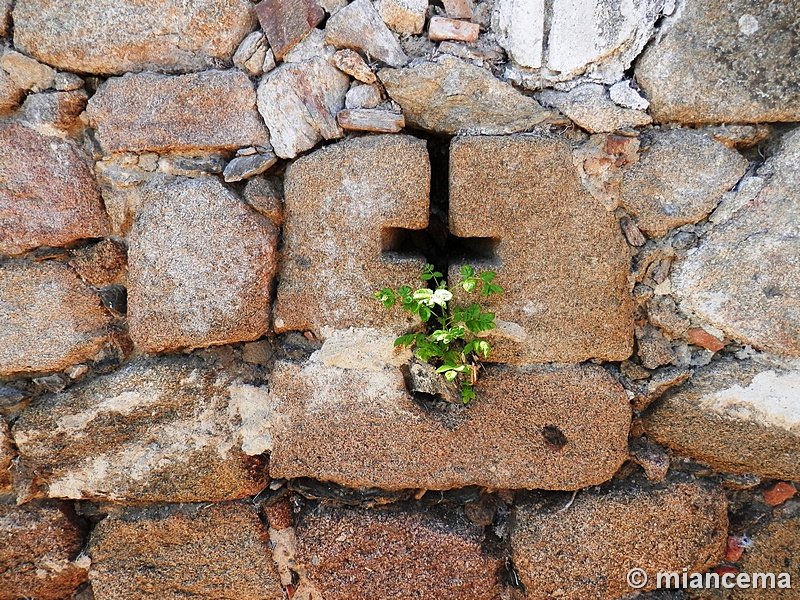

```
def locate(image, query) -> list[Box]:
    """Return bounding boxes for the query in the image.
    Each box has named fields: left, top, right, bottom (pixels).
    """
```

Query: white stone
left=492, top=0, right=545, bottom=69
left=345, top=83, right=383, bottom=109
left=609, top=79, right=649, bottom=110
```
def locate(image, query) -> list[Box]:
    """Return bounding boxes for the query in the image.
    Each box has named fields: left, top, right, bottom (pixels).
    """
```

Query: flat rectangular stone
left=86, top=70, right=270, bottom=154
left=11, top=355, right=270, bottom=502
left=267, top=340, right=631, bottom=490
left=274, top=135, right=430, bottom=336
left=428, top=16, right=480, bottom=42
left=449, top=134, right=633, bottom=363
left=88, top=503, right=283, bottom=600
left=12, top=0, right=257, bottom=75
left=336, top=108, right=404, bottom=132
left=255, top=0, right=325, bottom=60
left=128, top=176, right=277, bottom=353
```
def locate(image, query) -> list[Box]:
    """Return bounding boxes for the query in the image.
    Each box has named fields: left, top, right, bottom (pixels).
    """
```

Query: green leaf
left=431, top=288, right=453, bottom=307
left=418, top=305, right=432, bottom=322
left=479, top=271, right=496, bottom=283
left=466, top=304, right=481, bottom=320
left=398, top=286, right=412, bottom=296
left=443, top=370, right=458, bottom=382
left=436, top=364, right=469, bottom=374
left=461, top=278, right=477, bottom=293
left=461, top=265, right=475, bottom=278
left=461, top=383, right=476, bottom=404
left=473, top=340, right=491, bottom=358
left=374, top=288, right=396, bottom=309
left=394, top=334, right=417, bottom=348
left=463, top=341, right=475, bottom=355
left=482, top=283, right=504, bottom=296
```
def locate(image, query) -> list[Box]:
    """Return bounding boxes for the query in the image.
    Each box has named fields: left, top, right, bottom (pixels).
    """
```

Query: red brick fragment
left=688, top=327, right=725, bottom=352
left=763, top=481, right=797, bottom=507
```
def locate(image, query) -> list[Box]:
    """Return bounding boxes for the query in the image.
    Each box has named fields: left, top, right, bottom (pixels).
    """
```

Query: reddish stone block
left=255, top=0, right=324, bottom=60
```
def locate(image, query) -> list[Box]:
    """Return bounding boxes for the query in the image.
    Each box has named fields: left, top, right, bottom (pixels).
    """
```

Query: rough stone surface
left=376, top=0, right=427, bottom=34
left=275, top=135, right=429, bottom=335
left=0, top=261, right=111, bottom=377
left=449, top=134, right=633, bottom=363
left=20, top=89, right=88, bottom=132
left=0, top=123, right=109, bottom=256
left=233, top=31, right=269, bottom=77
left=0, top=420, right=12, bottom=492
left=86, top=70, right=269, bottom=154
left=0, top=70, right=25, bottom=116
left=0, top=0, right=10, bottom=37
left=511, top=478, right=728, bottom=599
left=255, top=0, right=325, bottom=60
left=243, top=175, right=283, bottom=225
left=0, top=49, right=56, bottom=92
left=493, top=0, right=664, bottom=86
left=268, top=352, right=631, bottom=490
left=12, top=355, right=270, bottom=502
left=223, top=150, right=278, bottom=182
left=326, top=0, right=408, bottom=67
left=643, top=357, right=800, bottom=481
left=68, top=239, right=128, bottom=287
left=538, top=83, right=652, bottom=133
left=671, top=129, right=800, bottom=356
left=88, top=503, right=283, bottom=600
left=0, top=501, right=90, bottom=600
left=345, top=82, right=383, bottom=109
left=296, top=504, right=504, bottom=599
left=636, top=0, right=800, bottom=123
left=330, top=49, right=376, bottom=84
left=619, top=129, right=748, bottom=238
left=257, top=57, right=349, bottom=159
left=12, top=0, right=257, bottom=75
left=128, top=176, right=278, bottom=353
left=337, top=108, right=404, bottom=132
left=379, top=56, right=551, bottom=135
left=428, top=16, right=480, bottom=42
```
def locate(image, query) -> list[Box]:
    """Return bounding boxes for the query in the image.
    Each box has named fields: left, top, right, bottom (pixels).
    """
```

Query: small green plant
left=374, top=264, right=504, bottom=404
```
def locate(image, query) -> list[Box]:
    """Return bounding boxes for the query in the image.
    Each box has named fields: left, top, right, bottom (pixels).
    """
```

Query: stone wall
left=1, top=0, right=798, bottom=598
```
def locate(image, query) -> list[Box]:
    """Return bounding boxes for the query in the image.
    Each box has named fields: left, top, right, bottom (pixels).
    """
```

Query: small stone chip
left=337, top=108, right=404, bottom=132
left=331, top=49, right=377, bottom=84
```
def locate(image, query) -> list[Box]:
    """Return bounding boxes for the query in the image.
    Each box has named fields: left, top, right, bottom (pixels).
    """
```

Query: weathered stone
left=379, top=56, right=551, bottom=135
left=268, top=349, right=631, bottom=490
left=233, top=31, right=269, bottom=77
left=0, top=0, right=10, bottom=37
left=93, top=158, right=153, bottom=236
left=429, top=16, right=480, bottom=42
left=449, top=135, right=633, bottom=363
left=443, top=0, right=473, bottom=19
left=68, top=240, right=127, bottom=287
left=0, top=70, right=24, bottom=116
left=647, top=295, right=690, bottom=339
left=511, top=477, right=728, bottom=599
left=12, top=0, right=257, bottom=75
left=53, top=72, right=84, bottom=92
left=492, top=0, right=664, bottom=86
left=88, top=503, right=283, bottom=600
left=0, top=49, right=56, bottom=92
left=330, top=48, right=376, bottom=84
left=538, top=83, right=652, bottom=133
left=20, top=89, right=88, bottom=131
left=296, top=504, right=504, bottom=599
left=345, top=82, right=383, bottom=109
left=710, top=124, right=773, bottom=150
left=157, top=153, right=226, bottom=177
left=274, top=135, right=429, bottom=335
left=644, top=357, right=800, bottom=481
left=128, top=176, right=277, bottom=353
left=0, top=123, right=109, bottom=256
left=282, top=27, right=333, bottom=63
left=636, top=323, right=676, bottom=370
left=0, top=501, right=89, bottom=600
left=0, top=420, right=12, bottom=492
left=256, top=57, right=349, bottom=159
left=609, top=79, right=650, bottom=110
left=325, top=0, right=408, bottom=68
left=731, top=511, right=799, bottom=600
left=255, top=0, right=325, bottom=60
left=630, top=437, right=670, bottom=481
left=0, top=261, right=111, bottom=377
left=637, top=0, right=800, bottom=123
left=243, top=176, right=283, bottom=225
left=619, top=129, right=748, bottom=238
left=87, top=70, right=269, bottom=154
left=671, top=129, right=800, bottom=356
left=337, top=108, right=404, bottom=132
left=223, top=150, right=278, bottom=182
left=12, top=355, right=269, bottom=502
left=376, top=0, right=427, bottom=34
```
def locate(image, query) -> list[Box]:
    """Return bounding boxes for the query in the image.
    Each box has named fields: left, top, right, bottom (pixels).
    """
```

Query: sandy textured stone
left=644, top=358, right=800, bottom=481
left=88, top=503, right=283, bottom=600
left=731, top=510, right=799, bottom=600
left=0, top=501, right=89, bottom=600
left=429, top=16, right=480, bottom=42
left=86, top=70, right=269, bottom=154
left=0, top=420, right=12, bottom=492
left=12, top=0, right=256, bottom=75
left=12, top=355, right=270, bottom=502
left=0, top=0, right=10, bottom=37
left=255, top=0, right=325, bottom=60
left=511, top=477, right=728, bottom=599
left=0, top=123, right=109, bottom=256
left=449, top=135, right=633, bottom=363
left=0, top=261, right=111, bottom=377
left=637, top=0, right=800, bottom=123
left=0, top=49, right=56, bottom=92
left=268, top=352, right=631, bottom=490
left=20, top=89, right=88, bottom=132
left=128, top=176, right=277, bottom=353
left=619, top=129, right=748, bottom=238
left=257, top=57, right=349, bottom=159
left=345, top=83, right=383, bottom=109
left=337, top=108, right=404, bottom=132
left=671, top=129, right=800, bottom=356
left=243, top=176, right=283, bottom=225
left=326, top=0, right=408, bottom=67
left=379, top=56, right=551, bottom=135
left=223, top=150, right=278, bottom=182
left=539, top=83, right=652, bottom=133
left=376, top=0, right=427, bottom=34
left=68, top=239, right=127, bottom=287
left=233, top=31, right=269, bottom=77
left=443, top=0, right=473, bottom=19
left=493, top=0, right=664, bottom=86
left=275, top=135, right=429, bottom=335
left=330, top=49, right=376, bottom=84
left=296, top=504, right=503, bottom=599
left=0, top=70, right=25, bottom=115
